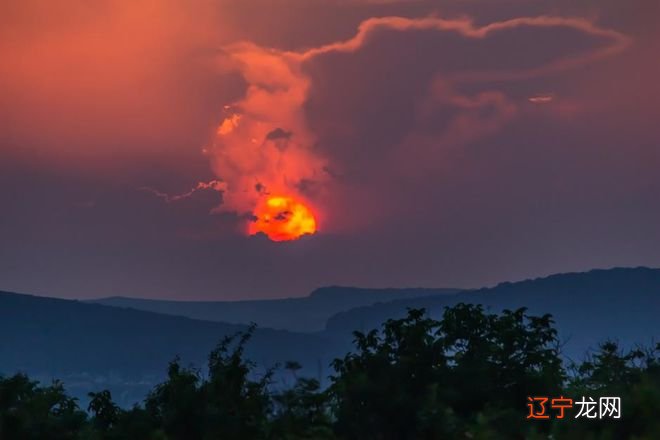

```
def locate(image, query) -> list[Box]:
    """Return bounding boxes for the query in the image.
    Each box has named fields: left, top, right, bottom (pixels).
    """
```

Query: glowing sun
left=249, top=196, right=317, bottom=242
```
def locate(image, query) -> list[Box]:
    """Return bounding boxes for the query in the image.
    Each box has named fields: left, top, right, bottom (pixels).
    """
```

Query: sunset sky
left=1, top=0, right=659, bottom=300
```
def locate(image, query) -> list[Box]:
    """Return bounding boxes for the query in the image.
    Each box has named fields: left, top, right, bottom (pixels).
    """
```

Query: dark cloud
left=266, top=128, right=294, bottom=141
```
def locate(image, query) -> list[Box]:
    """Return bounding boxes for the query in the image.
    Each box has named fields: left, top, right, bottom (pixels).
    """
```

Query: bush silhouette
left=1, top=305, right=659, bottom=439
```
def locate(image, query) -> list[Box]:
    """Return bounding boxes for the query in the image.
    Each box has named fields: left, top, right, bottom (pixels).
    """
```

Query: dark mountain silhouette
left=89, top=286, right=460, bottom=332
left=323, top=267, right=660, bottom=362
left=2, top=267, right=659, bottom=407
left=0, top=290, right=337, bottom=406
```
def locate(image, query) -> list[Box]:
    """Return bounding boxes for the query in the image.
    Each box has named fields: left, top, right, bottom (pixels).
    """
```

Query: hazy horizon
left=1, top=265, right=656, bottom=302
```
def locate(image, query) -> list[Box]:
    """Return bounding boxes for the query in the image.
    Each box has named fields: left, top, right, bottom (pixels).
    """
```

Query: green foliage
left=270, top=376, right=334, bottom=439
left=145, top=358, right=203, bottom=439
left=88, top=390, right=120, bottom=432
left=329, top=304, right=564, bottom=439
left=555, top=342, right=660, bottom=440
left=144, top=324, right=273, bottom=440
left=329, top=307, right=448, bottom=439
left=0, top=373, right=87, bottom=440
left=0, top=306, right=659, bottom=439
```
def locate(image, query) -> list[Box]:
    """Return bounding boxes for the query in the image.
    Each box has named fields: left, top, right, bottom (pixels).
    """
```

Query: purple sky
left=1, top=0, right=659, bottom=300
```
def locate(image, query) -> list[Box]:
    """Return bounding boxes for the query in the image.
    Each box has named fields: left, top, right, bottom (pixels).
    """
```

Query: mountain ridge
left=3, top=267, right=659, bottom=407
left=323, top=266, right=660, bottom=362
left=88, top=286, right=461, bottom=332
left=0, top=289, right=336, bottom=406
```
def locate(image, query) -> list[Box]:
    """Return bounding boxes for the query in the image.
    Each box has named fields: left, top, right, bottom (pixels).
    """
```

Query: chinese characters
left=527, top=396, right=621, bottom=420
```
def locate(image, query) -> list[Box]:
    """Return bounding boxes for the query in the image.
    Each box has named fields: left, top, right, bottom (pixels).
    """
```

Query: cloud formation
left=201, top=13, right=631, bottom=233
left=206, top=43, right=329, bottom=224
left=2, top=0, right=658, bottom=299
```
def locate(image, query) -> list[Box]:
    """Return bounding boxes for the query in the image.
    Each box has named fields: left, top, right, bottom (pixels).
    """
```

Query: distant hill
left=3, top=267, right=659, bottom=407
left=0, top=291, right=337, bottom=406
left=324, top=267, right=660, bottom=362
left=89, top=286, right=460, bottom=332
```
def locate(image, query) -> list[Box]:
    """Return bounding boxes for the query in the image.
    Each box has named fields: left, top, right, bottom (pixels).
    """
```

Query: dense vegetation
left=1, top=304, right=659, bottom=439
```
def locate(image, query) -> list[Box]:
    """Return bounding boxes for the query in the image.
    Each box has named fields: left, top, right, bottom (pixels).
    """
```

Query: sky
left=1, top=0, right=659, bottom=300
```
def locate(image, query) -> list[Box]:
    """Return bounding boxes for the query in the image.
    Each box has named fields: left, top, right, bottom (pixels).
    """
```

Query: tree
left=88, top=390, right=120, bottom=432
left=3, top=306, right=659, bottom=439
left=556, top=342, right=660, bottom=439
left=329, top=305, right=565, bottom=439
left=0, top=374, right=87, bottom=440
left=270, top=363, right=334, bottom=440
left=145, top=358, right=204, bottom=440
left=144, top=324, right=272, bottom=440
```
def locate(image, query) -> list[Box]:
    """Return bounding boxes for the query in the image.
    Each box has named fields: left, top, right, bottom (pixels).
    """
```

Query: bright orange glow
left=249, top=196, right=317, bottom=241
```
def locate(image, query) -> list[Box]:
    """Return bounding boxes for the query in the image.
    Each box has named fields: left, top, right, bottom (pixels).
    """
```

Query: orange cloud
left=7, top=3, right=629, bottom=238
left=207, top=42, right=329, bottom=224
left=201, top=13, right=631, bottom=236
